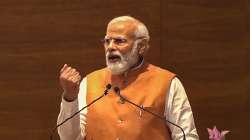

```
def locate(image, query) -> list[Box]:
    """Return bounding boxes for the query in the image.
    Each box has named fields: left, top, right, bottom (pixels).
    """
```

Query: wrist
left=63, top=92, right=78, bottom=102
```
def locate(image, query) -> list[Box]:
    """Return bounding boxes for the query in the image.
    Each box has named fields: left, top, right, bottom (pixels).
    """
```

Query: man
left=57, top=16, right=199, bottom=140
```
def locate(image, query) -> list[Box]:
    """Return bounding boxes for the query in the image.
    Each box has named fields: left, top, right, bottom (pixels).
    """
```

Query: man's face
left=104, top=21, right=140, bottom=75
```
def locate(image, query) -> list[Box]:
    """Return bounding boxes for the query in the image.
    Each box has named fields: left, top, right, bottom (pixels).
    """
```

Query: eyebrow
left=105, top=35, right=126, bottom=39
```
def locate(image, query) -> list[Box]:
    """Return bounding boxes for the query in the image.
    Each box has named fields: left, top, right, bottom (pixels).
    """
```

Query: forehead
left=106, top=21, right=137, bottom=39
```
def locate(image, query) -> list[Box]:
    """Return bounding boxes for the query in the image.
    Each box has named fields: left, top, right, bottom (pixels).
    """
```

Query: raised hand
left=59, top=64, right=82, bottom=101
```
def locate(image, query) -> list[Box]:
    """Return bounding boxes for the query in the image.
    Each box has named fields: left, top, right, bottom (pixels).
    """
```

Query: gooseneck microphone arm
left=50, top=84, right=112, bottom=140
left=113, top=87, right=186, bottom=140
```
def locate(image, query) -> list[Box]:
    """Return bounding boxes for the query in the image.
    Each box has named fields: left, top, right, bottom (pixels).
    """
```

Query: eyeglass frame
left=101, top=36, right=147, bottom=46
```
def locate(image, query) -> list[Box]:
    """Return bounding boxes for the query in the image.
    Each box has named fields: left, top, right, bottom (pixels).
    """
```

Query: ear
left=137, top=39, right=148, bottom=56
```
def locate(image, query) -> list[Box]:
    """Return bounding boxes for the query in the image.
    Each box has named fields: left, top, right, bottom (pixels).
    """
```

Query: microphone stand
left=49, top=84, right=112, bottom=140
left=114, top=87, right=186, bottom=140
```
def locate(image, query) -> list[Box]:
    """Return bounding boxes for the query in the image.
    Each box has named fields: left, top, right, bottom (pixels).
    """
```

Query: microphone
left=50, top=84, right=112, bottom=140
left=113, top=87, right=186, bottom=140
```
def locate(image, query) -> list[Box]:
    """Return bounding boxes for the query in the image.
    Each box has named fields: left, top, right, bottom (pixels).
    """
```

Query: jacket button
left=117, top=117, right=124, bottom=123
left=117, top=98, right=125, bottom=104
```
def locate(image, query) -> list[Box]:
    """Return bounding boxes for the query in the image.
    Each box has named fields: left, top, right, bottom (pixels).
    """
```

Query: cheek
left=119, top=44, right=134, bottom=54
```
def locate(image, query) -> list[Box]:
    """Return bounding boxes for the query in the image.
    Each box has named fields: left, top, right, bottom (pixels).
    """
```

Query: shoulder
left=87, top=67, right=107, bottom=78
left=147, top=63, right=176, bottom=78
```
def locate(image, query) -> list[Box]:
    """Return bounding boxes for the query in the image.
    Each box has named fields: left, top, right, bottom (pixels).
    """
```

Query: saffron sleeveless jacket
left=85, top=63, right=175, bottom=140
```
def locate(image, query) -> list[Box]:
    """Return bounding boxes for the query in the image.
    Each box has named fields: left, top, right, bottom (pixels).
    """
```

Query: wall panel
left=0, top=0, right=248, bottom=139
left=162, top=0, right=248, bottom=139
left=0, top=0, right=161, bottom=139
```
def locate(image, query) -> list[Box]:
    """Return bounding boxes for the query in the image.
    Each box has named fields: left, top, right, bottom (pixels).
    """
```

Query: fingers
left=71, top=74, right=82, bottom=84
left=59, top=64, right=82, bottom=84
left=60, top=64, right=68, bottom=73
left=60, top=64, right=77, bottom=76
left=64, top=68, right=78, bottom=79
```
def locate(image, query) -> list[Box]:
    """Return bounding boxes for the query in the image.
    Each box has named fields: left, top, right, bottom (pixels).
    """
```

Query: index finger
left=60, top=64, right=68, bottom=73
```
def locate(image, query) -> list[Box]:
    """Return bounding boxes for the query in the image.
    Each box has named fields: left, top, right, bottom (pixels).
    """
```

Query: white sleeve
left=165, top=77, right=199, bottom=140
left=57, top=77, right=87, bottom=140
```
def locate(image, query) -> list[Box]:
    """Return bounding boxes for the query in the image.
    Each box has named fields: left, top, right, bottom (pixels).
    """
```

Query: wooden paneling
left=162, top=0, right=249, bottom=139
left=0, top=0, right=248, bottom=139
left=246, top=0, right=250, bottom=136
left=0, top=0, right=162, bottom=140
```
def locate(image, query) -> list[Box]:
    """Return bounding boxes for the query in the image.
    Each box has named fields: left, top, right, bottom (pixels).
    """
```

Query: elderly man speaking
left=57, top=16, right=199, bottom=140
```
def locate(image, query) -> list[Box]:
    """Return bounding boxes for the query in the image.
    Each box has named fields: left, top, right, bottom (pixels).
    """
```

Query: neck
left=129, top=56, right=144, bottom=71
left=108, top=56, right=144, bottom=77
left=107, top=56, right=146, bottom=89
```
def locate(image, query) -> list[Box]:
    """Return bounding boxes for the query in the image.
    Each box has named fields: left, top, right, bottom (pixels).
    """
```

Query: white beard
left=106, top=42, right=139, bottom=75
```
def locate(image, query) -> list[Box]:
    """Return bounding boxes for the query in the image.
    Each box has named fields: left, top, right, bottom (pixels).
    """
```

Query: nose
left=106, top=39, right=117, bottom=52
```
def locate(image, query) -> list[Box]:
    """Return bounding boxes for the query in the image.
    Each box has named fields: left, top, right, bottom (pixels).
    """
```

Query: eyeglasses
left=102, top=37, right=128, bottom=46
left=101, top=36, right=147, bottom=46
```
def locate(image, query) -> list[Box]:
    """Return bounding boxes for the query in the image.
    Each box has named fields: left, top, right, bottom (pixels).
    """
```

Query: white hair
left=108, top=16, right=150, bottom=41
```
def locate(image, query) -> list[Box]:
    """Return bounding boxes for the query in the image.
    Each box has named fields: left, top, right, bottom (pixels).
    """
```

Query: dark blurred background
left=0, top=0, right=248, bottom=139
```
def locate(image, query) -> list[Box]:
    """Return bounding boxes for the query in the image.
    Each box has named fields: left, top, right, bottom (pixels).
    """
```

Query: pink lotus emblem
left=207, top=126, right=229, bottom=140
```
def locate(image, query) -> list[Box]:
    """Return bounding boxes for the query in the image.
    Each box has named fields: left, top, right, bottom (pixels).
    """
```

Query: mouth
left=108, top=54, right=121, bottom=63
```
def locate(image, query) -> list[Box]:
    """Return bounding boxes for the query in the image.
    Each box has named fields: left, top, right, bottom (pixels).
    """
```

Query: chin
left=107, top=62, right=129, bottom=75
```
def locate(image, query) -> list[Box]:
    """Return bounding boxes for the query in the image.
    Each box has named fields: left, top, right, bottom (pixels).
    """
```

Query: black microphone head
left=113, top=86, right=120, bottom=94
left=106, top=84, right=112, bottom=90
